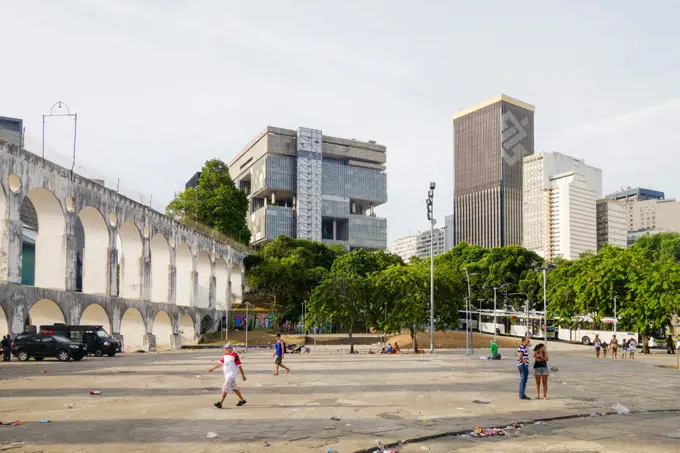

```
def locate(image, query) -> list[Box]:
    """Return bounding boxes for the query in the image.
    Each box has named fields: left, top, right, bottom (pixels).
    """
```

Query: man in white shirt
left=208, top=343, right=247, bottom=409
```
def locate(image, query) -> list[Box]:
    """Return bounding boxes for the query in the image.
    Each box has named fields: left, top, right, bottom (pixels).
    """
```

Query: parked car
left=40, top=324, right=120, bottom=357
left=11, top=333, right=87, bottom=361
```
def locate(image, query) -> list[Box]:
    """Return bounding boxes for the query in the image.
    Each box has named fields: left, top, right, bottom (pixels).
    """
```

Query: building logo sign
left=501, top=110, right=530, bottom=166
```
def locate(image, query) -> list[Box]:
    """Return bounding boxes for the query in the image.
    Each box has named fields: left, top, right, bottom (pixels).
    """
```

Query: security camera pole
left=426, top=182, right=436, bottom=353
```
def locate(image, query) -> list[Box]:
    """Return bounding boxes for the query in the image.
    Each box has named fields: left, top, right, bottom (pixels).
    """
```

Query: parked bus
left=556, top=316, right=638, bottom=345
left=458, top=309, right=556, bottom=339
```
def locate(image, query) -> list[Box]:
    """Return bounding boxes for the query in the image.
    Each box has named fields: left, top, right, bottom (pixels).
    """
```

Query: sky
left=2, top=1, right=680, bottom=242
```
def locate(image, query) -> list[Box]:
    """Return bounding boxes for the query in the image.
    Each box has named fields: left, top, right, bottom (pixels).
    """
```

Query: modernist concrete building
left=596, top=199, right=628, bottom=250
left=0, top=139, right=248, bottom=352
left=228, top=126, right=387, bottom=251
left=523, top=152, right=602, bottom=258
left=453, top=94, right=535, bottom=248
left=388, top=228, right=446, bottom=263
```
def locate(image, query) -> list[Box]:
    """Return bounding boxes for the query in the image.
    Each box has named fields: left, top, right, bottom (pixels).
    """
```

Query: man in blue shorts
left=273, top=333, right=290, bottom=375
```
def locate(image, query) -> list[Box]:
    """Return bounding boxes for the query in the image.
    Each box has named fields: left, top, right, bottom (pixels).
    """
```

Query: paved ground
left=1, top=342, right=679, bottom=452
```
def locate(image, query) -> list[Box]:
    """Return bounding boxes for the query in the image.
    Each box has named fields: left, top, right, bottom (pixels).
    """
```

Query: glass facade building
left=228, top=126, right=387, bottom=251
left=453, top=95, right=535, bottom=248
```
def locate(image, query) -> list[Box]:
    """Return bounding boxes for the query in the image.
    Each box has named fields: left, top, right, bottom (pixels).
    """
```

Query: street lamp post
left=483, top=284, right=509, bottom=342
left=509, top=292, right=530, bottom=337
left=613, top=295, right=618, bottom=335
left=426, top=182, right=436, bottom=353
left=463, top=268, right=478, bottom=355
left=535, top=264, right=556, bottom=348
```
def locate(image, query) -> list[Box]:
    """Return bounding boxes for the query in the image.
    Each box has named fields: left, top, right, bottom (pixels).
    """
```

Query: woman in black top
left=533, top=343, right=550, bottom=400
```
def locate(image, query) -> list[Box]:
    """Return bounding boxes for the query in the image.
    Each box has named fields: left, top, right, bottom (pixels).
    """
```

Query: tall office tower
left=596, top=199, right=628, bottom=250
left=453, top=95, right=535, bottom=248
left=228, top=126, right=387, bottom=251
left=523, top=152, right=602, bottom=257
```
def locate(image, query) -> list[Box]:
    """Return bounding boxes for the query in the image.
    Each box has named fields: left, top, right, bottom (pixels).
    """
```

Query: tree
left=166, top=159, right=250, bottom=245
left=306, top=275, right=365, bottom=353
left=368, top=264, right=463, bottom=353
left=245, top=237, right=342, bottom=324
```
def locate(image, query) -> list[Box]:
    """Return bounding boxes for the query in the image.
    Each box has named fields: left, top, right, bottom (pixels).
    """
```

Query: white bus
left=556, top=316, right=638, bottom=345
left=459, top=309, right=556, bottom=339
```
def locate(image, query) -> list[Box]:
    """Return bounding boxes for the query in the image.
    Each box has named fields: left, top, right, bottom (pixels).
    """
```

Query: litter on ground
left=612, top=403, right=631, bottom=415
left=472, top=400, right=490, bottom=404
left=206, top=432, right=218, bottom=439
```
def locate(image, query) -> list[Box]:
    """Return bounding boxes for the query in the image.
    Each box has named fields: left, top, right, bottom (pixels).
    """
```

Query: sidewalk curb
left=352, top=408, right=680, bottom=453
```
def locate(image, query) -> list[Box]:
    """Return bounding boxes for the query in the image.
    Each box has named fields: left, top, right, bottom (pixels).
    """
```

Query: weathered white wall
left=118, top=222, right=142, bottom=300
left=79, top=207, right=109, bottom=295
left=175, top=243, right=193, bottom=307
left=197, top=251, right=211, bottom=308
left=149, top=235, right=170, bottom=303
left=179, top=313, right=196, bottom=345
left=79, top=303, right=112, bottom=333
left=231, top=264, right=243, bottom=304
left=28, top=188, right=66, bottom=290
left=0, top=305, right=8, bottom=337
left=28, top=298, right=65, bottom=328
left=153, top=310, right=173, bottom=350
left=120, top=307, right=145, bottom=352
left=214, top=258, right=228, bottom=310
left=0, top=184, right=6, bottom=283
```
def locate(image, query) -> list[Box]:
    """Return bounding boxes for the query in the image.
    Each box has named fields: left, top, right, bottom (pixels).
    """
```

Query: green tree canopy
left=166, top=159, right=250, bottom=245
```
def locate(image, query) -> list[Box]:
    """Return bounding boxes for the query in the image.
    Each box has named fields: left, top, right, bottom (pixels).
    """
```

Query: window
left=42, top=336, right=56, bottom=343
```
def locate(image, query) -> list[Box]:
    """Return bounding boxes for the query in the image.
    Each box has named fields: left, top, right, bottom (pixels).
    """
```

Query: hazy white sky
left=2, top=1, right=679, bottom=241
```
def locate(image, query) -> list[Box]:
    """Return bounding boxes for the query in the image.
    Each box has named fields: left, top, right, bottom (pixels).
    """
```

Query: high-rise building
left=523, top=152, right=602, bottom=257
left=606, top=187, right=665, bottom=203
left=388, top=228, right=446, bottom=263
left=546, top=172, right=597, bottom=260
left=596, top=199, right=628, bottom=249
left=444, top=214, right=454, bottom=252
left=228, top=126, right=387, bottom=251
left=453, top=94, right=535, bottom=248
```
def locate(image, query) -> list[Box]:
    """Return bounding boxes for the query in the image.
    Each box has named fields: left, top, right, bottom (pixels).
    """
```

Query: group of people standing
left=593, top=335, right=636, bottom=359
left=517, top=336, right=550, bottom=400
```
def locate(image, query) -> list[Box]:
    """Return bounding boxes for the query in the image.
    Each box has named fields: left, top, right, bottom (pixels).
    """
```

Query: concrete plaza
left=1, top=343, right=679, bottom=452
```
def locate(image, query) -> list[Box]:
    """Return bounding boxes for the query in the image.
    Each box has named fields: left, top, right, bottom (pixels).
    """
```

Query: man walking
left=273, top=333, right=290, bottom=375
left=208, top=343, right=247, bottom=409
left=1, top=335, right=11, bottom=362
left=517, top=336, right=531, bottom=400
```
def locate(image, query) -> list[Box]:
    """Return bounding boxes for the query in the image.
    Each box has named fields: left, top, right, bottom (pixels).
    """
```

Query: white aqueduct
left=0, top=139, right=246, bottom=352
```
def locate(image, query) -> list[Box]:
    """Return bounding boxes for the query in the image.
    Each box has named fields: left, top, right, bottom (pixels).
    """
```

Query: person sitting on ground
left=386, top=343, right=393, bottom=354
left=394, top=342, right=401, bottom=354
left=379, top=347, right=386, bottom=354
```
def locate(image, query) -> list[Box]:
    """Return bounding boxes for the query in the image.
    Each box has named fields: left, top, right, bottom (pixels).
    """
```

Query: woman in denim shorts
left=533, top=343, right=550, bottom=400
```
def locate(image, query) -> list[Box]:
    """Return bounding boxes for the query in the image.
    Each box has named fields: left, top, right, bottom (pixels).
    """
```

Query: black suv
left=11, top=334, right=87, bottom=361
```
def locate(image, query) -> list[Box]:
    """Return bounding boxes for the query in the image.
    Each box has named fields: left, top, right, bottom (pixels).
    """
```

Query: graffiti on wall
left=232, top=312, right=277, bottom=329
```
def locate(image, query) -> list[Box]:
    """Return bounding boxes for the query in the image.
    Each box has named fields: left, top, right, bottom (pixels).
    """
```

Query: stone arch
left=120, top=307, right=146, bottom=352
left=153, top=310, right=173, bottom=351
left=118, top=222, right=143, bottom=300
left=21, top=188, right=66, bottom=289
left=0, top=304, right=8, bottom=338
left=79, top=303, right=112, bottom=334
left=26, top=299, right=65, bottom=330
left=78, top=207, right=110, bottom=295
left=175, top=243, right=193, bottom=307
left=200, top=315, right=214, bottom=334
left=214, top=257, right=228, bottom=310
left=179, top=313, right=196, bottom=346
left=196, top=251, right=211, bottom=308
left=150, top=234, right=171, bottom=303
left=230, top=263, right=243, bottom=305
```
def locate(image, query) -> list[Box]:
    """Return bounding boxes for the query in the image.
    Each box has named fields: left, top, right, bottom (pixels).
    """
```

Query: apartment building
left=388, top=228, right=446, bottom=262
